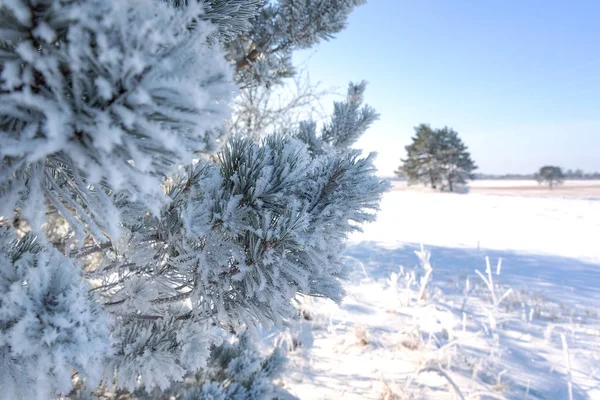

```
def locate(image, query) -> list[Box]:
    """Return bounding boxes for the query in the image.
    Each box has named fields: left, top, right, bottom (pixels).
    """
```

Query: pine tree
left=397, top=124, right=476, bottom=192
left=0, top=0, right=385, bottom=397
left=534, top=165, right=565, bottom=189
left=437, top=127, right=477, bottom=192
left=397, top=124, right=443, bottom=189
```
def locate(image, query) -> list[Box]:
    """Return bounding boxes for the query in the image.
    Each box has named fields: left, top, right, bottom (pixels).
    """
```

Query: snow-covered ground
left=391, top=180, right=600, bottom=189
left=279, top=190, right=600, bottom=399
left=468, top=180, right=599, bottom=189
left=391, top=180, right=600, bottom=199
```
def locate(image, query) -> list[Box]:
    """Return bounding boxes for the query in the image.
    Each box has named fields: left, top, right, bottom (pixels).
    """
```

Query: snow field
left=277, top=190, right=600, bottom=399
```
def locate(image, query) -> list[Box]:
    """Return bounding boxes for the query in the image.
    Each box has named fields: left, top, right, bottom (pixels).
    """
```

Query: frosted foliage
left=105, top=318, right=212, bottom=392
left=0, top=0, right=383, bottom=396
left=201, top=0, right=263, bottom=41
left=228, top=0, right=366, bottom=88
left=0, top=0, right=234, bottom=239
left=183, top=382, right=228, bottom=400
left=96, top=135, right=386, bottom=335
left=321, top=81, right=378, bottom=150
left=0, top=227, right=109, bottom=400
left=71, top=82, right=383, bottom=394
left=167, top=0, right=262, bottom=42
left=296, top=81, right=378, bottom=154
left=277, top=0, right=365, bottom=47
left=180, top=331, right=294, bottom=400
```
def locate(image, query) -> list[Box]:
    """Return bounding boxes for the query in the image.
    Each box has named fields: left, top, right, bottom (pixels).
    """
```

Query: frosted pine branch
left=0, top=0, right=234, bottom=241
left=0, top=0, right=381, bottom=397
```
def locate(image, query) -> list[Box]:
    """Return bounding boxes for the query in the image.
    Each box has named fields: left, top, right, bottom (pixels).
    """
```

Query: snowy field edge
left=277, top=190, right=600, bottom=399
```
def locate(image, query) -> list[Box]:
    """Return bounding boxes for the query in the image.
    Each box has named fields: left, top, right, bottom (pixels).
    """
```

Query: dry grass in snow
left=273, top=190, right=600, bottom=399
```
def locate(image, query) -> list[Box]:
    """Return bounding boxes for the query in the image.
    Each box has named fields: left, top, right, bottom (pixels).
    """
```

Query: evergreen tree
left=397, top=125, right=476, bottom=192
left=0, top=0, right=386, bottom=398
left=534, top=165, right=565, bottom=189
left=397, top=124, right=443, bottom=189
left=437, top=127, right=477, bottom=192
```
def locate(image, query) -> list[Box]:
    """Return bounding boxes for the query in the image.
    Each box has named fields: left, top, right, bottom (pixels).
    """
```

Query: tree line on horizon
left=474, top=169, right=600, bottom=180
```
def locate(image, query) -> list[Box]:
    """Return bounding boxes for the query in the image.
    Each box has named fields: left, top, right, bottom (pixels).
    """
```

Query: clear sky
left=295, top=0, right=600, bottom=176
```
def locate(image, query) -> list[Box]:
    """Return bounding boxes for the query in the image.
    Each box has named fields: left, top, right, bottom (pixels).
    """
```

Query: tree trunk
left=448, top=179, right=453, bottom=192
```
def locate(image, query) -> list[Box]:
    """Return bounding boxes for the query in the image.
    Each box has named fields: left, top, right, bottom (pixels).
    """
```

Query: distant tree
left=397, top=124, right=477, bottom=192
left=397, top=124, right=443, bottom=189
left=437, top=127, right=478, bottom=192
left=535, top=166, right=565, bottom=189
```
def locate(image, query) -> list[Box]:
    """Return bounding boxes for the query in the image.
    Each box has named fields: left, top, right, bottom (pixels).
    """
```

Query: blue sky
left=295, top=0, right=600, bottom=176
